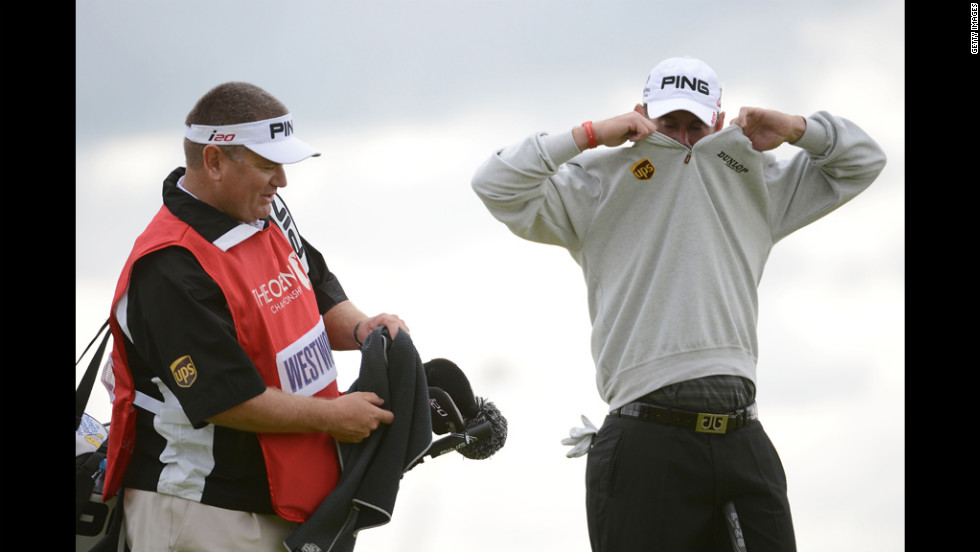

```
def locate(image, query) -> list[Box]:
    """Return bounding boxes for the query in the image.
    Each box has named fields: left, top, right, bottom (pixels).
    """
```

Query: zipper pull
left=684, top=152, right=692, bottom=164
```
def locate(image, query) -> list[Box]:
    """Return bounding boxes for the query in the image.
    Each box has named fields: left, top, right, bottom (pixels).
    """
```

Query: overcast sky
left=76, top=1, right=905, bottom=550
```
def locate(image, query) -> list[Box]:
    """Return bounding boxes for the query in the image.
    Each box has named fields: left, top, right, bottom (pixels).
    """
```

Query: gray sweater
left=471, top=112, right=886, bottom=410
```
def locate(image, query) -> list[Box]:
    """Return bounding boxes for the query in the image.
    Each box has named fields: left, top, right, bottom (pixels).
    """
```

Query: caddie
left=102, top=81, right=409, bottom=551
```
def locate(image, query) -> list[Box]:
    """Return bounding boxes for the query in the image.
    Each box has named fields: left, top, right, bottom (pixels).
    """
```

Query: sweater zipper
left=684, top=150, right=693, bottom=164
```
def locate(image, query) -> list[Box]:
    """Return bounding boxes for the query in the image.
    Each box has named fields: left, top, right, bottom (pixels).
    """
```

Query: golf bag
left=75, top=320, right=126, bottom=552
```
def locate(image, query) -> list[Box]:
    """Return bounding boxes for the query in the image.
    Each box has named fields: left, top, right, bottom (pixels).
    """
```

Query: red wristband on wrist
left=582, top=121, right=598, bottom=149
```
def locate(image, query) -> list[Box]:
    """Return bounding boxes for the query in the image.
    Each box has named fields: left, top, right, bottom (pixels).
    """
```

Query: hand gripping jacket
left=103, top=205, right=341, bottom=522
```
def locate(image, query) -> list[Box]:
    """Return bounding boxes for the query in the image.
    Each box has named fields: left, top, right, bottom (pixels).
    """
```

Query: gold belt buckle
left=696, top=412, right=729, bottom=434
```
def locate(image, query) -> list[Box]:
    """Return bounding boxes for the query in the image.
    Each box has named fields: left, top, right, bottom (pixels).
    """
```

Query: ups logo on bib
left=170, top=355, right=198, bottom=388
left=631, top=158, right=655, bottom=180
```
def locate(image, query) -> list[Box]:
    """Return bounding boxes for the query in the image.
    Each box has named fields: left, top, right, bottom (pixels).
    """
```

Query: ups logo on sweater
left=170, top=355, right=198, bottom=388
left=631, top=158, right=656, bottom=180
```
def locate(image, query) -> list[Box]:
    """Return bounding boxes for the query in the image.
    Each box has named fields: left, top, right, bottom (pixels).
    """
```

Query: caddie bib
left=104, top=206, right=341, bottom=522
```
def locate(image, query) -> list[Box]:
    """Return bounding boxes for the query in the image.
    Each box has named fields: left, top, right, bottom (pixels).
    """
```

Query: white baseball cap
left=184, top=113, right=320, bottom=164
left=642, top=57, right=722, bottom=126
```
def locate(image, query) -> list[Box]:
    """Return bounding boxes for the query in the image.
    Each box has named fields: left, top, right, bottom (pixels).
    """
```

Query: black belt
left=610, top=401, right=758, bottom=434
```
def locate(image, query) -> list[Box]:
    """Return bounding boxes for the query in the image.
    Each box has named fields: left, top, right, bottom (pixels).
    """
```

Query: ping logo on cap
left=631, top=158, right=656, bottom=180
left=659, top=75, right=711, bottom=96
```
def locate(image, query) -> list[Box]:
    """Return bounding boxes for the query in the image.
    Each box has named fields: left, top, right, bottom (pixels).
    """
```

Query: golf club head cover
left=427, top=386, right=465, bottom=435
left=457, top=396, right=507, bottom=460
left=423, top=358, right=507, bottom=460
left=424, top=358, right=478, bottom=418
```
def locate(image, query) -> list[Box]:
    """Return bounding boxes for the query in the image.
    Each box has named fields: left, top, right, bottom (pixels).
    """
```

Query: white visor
left=185, top=114, right=320, bottom=164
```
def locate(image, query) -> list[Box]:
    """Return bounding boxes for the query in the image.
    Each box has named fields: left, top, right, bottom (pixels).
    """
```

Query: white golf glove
left=561, top=415, right=598, bottom=458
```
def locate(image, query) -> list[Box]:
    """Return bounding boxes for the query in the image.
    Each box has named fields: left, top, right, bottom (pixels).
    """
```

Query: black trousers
left=585, top=414, right=796, bottom=552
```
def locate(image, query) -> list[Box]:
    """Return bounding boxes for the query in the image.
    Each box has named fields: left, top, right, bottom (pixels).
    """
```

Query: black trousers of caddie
left=585, top=414, right=796, bottom=552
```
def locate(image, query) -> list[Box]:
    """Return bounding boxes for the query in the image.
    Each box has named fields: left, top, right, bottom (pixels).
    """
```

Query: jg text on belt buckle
left=696, top=412, right=729, bottom=434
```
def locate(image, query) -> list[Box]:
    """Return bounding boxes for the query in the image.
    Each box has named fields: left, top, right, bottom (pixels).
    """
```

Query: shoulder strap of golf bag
left=76, top=319, right=111, bottom=430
